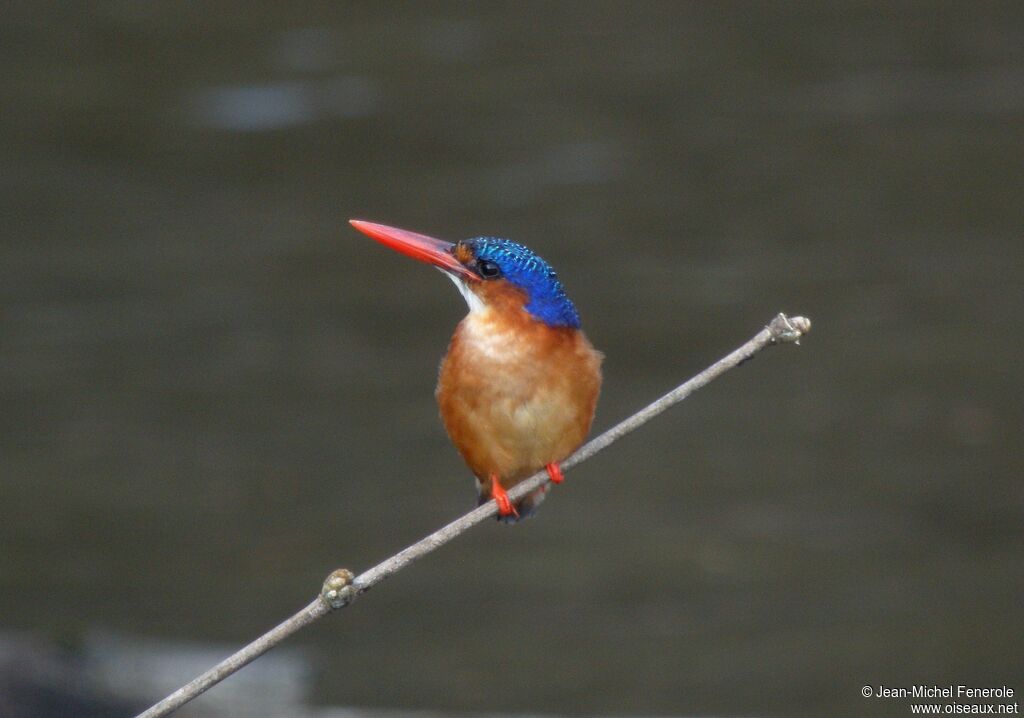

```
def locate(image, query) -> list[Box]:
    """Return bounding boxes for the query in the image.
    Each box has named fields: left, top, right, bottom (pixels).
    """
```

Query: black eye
left=477, top=259, right=501, bottom=279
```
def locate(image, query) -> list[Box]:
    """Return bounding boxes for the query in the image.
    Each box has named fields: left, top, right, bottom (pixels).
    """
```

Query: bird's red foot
left=490, top=475, right=519, bottom=518
left=545, top=462, right=565, bottom=484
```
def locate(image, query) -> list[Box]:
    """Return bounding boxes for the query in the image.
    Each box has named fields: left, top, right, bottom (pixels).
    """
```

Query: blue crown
left=467, top=237, right=581, bottom=329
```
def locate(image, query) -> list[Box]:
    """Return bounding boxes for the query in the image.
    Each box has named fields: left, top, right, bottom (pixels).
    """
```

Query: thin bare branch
left=136, top=312, right=811, bottom=718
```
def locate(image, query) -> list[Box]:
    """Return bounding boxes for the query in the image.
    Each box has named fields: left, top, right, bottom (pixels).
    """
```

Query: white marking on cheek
left=443, top=271, right=485, bottom=314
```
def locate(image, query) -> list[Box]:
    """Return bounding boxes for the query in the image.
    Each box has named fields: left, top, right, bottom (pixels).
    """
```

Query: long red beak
left=349, top=220, right=477, bottom=280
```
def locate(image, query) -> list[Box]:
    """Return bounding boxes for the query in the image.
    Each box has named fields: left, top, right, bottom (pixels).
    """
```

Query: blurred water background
left=2, top=3, right=1022, bottom=717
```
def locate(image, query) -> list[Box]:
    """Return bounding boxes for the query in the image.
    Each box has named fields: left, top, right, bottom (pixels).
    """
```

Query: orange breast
left=436, top=306, right=602, bottom=491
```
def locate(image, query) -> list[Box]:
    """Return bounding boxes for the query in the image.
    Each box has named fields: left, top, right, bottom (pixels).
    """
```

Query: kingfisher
left=350, top=220, right=602, bottom=521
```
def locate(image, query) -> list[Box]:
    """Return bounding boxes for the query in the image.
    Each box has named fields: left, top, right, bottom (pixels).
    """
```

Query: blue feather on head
left=465, top=237, right=581, bottom=329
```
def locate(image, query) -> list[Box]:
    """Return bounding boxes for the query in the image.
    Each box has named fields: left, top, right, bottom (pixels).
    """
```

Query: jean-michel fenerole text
left=874, top=686, right=1014, bottom=699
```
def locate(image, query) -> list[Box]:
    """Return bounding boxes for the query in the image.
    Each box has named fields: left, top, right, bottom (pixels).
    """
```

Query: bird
left=350, top=220, right=602, bottom=521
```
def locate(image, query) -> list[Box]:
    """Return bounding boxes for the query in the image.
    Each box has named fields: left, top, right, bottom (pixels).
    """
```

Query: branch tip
left=321, top=568, right=356, bottom=609
left=768, top=313, right=811, bottom=344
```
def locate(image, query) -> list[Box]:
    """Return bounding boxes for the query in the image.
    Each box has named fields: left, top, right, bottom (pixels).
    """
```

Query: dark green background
left=3, top=3, right=1021, bottom=716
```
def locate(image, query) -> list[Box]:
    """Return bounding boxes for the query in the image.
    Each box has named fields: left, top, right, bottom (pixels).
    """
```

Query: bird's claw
left=545, top=462, right=565, bottom=484
left=490, top=476, right=519, bottom=518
